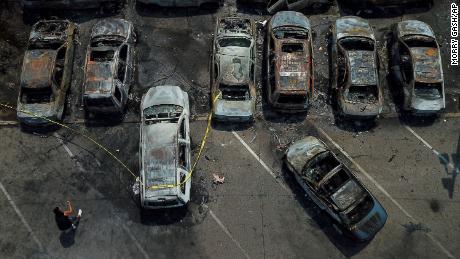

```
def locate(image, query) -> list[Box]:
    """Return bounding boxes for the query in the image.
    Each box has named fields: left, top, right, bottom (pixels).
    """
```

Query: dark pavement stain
left=429, top=199, right=440, bottom=213
left=402, top=222, right=431, bottom=234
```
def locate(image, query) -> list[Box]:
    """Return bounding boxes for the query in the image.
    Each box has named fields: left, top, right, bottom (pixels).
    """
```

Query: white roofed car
left=139, top=85, right=191, bottom=209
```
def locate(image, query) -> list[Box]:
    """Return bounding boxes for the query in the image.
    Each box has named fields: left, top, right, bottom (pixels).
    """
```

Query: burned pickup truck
left=140, top=85, right=191, bottom=209
left=211, top=17, right=257, bottom=122
left=265, top=11, right=313, bottom=112
left=83, top=18, right=136, bottom=116
left=331, top=16, right=383, bottom=119
left=390, top=20, right=445, bottom=115
left=284, top=136, right=387, bottom=241
left=17, top=20, right=76, bottom=126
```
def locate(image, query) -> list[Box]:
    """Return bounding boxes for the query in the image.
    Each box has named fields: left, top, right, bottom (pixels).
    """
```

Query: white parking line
left=315, top=126, right=455, bottom=259
left=0, top=182, right=44, bottom=252
left=118, top=217, right=151, bottom=259
left=54, top=133, right=86, bottom=173
left=232, top=131, right=289, bottom=192
left=209, top=210, right=251, bottom=259
left=404, top=125, right=458, bottom=172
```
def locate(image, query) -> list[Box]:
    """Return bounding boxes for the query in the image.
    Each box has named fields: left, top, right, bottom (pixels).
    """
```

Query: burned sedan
left=331, top=16, right=383, bottom=119
left=211, top=17, right=257, bottom=122
left=284, top=136, right=387, bottom=241
left=390, top=20, right=445, bottom=115
left=266, top=11, right=313, bottom=112
left=140, top=85, right=191, bottom=209
left=83, top=18, right=136, bottom=116
left=17, top=20, right=76, bottom=126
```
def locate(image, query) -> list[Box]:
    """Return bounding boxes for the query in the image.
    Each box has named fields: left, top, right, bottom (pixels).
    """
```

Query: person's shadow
left=59, top=228, right=76, bottom=248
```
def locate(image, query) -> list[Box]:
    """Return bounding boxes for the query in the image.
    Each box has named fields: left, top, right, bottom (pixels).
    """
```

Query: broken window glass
left=339, top=37, right=374, bottom=51
left=90, top=50, right=115, bottom=62
left=21, top=87, right=53, bottom=104
left=219, top=83, right=250, bottom=100
left=346, top=85, right=378, bottom=103
left=90, top=37, right=123, bottom=47
left=281, top=43, right=304, bottom=53
left=414, top=82, right=442, bottom=100
left=218, top=38, right=251, bottom=48
left=273, top=28, right=308, bottom=40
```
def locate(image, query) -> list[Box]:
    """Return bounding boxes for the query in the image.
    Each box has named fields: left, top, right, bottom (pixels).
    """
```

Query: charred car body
left=137, top=0, right=222, bottom=8
left=266, top=11, right=313, bottom=112
left=390, top=20, right=445, bottom=115
left=331, top=16, right=383, bottom=119
left=83, top=18, right=136, bottom=116
left=17, top=20, right=76, bottom=126
left=140, top=85, right=191, bottom=209
left=211, top=17, right=257, bottom=122
left=22, top=0, right=123, bottom=10
left=284, top=136, right=387, bottom=241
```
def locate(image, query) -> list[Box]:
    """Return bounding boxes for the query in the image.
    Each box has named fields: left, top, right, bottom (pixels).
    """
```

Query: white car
left=139, top=85, right=191, bottom=209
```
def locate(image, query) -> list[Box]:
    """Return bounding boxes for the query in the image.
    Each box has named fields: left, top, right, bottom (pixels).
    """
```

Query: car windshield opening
left=303, top=151, right=340, bottom=184
left=28, top=40, right=63, bottom=50
left=90, top=37, right=123, bottom=47
left=220, top=84, right=250, bottom=101
left=21, top=87, right=53, bottom=104
left=281, top=43, right=304, bottom=53
left=339, top=37, right=374, bottom=51
left=273, top=28, right=308, bottom=40
left=322, top=169, right=351, bottom=196
left=277, top=93, right=306, bottom=104
left=218, top=38, right=251, bottom=48
left=347, top=85, right=378, bottom=103
left=85, top=97, right=114, bottom=108
left=414, top=82, right=443, bottom=100
left=346, top=195, right=374, bottom=225
left=144, top=105, right=183, bottom=124
left=403, top=35, right=437, bottom=48
left=90, top=50, right=115, bottom=62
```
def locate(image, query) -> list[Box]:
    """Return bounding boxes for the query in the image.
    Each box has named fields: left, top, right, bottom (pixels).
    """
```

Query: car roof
left=336, top=16, right=375, bottom=41
left=347, top=50, right=377, bottom=86
left=410, top=47, right=443, bottom=83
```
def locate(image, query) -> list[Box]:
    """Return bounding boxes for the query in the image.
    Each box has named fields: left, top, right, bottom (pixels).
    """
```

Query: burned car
left=137, top=0, right=222, bottom=8
left=390, top=20, right=445, bottom=114
left=265, top=11, right=313, bottom=112
left=17, top=20, right=76, bottom=126
left=83, top=18, right=136, bottom=116
left=331, top=16, right=383, bottom=119
left=284, top=136, right=387, bottom=241
left=211, top=17, right=257, bottom=122
left=140, top=85, right=191, bottom=209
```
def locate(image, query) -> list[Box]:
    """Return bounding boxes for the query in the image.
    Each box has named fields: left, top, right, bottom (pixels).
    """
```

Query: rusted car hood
left=84, top=61, right=115, bottom=95
left=218, top=47, right=251, bottom=85
left=91, top=18, right=131, bottom=39
left=336, top=17, right=375, bottom=41
left=21, top=49, right=57, bottom=89
left=142, top=124, right=178, bottom=197
left=397, top=20, right=435, bottom=38
left=285, top=136, right=327, bottom=173
left=270, top=11, right=310, bottom=29
left=347, top=50, right=377, bottom=86
left=141, top=85, right=188, bottom=109
left=410, top=47, right=442, bottom=83
left=277, top=41, right=310, bottom=91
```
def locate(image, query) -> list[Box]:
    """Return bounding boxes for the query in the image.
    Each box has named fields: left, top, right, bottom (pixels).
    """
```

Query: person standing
left=54, top=201, right=82, bottom=231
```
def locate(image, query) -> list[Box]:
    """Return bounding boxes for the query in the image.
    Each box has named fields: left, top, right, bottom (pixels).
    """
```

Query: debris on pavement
left=213, top=173, right=225, bottom=184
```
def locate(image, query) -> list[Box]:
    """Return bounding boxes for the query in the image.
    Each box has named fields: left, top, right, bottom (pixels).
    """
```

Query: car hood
left=270, top=11, right=310, bottom=30
left=91, top=18, right=131, bottom=39
left=214, top=99, right=254, bottom=118
left=285, top=136, right=327, bottom=173
left=84, top=61, right=115, bottom=95
left=141, top=85, right=188, bottom=110
left=277, top=40, right=310, bottom=91
left=410, top=47, right=443, bottom=83
left=21, top=49, right=57, bottom=89
left=336, top=16, right=375, bottom=41
left=397, top=20, right=435, bottom=38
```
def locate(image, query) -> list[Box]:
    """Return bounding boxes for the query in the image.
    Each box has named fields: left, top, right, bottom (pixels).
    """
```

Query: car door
left=177, top=116, right=191, bottom=202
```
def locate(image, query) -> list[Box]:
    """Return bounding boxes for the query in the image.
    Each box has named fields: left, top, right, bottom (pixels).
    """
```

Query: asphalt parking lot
left=1, top=0, right=460, bottom=258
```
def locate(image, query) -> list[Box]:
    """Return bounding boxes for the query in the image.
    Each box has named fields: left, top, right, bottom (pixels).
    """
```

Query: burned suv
left=211, top=17, right=257, bottom=122
left=83, top=19, right=136, bottom=116
left=331, top=16, right=382, bottom=119
left=390, top=20, right=445, bottom=115
left=140, top=86, right=191, bottom=209
left=266, top=11, right=313, bottom=112
left=17, top=20, right=76, bottom=126
left=284, top=136, right=387, bottom=241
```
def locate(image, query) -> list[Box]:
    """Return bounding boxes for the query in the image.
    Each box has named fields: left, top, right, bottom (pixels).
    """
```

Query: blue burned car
left=284, top=136, right=387, bottom=241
